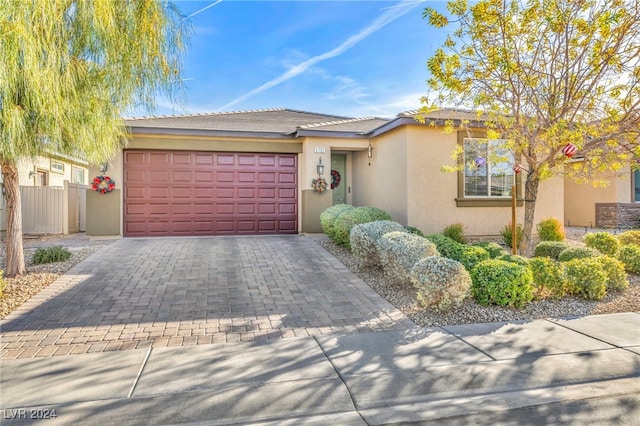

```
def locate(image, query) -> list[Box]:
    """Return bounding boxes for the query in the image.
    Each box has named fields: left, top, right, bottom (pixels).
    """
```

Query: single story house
left=86, top=108, right=564, bottom=237
left=564, top=160, right=640, bottom=228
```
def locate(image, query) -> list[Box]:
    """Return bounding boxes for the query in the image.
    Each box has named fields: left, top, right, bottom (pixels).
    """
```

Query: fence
left=0, top=181, right=87, bottom=234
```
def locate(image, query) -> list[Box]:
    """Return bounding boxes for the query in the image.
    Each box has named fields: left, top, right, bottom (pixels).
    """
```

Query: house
left=85, top=108, right=563, bottom=237
left=564, top=160, right=640, bottom=228
left=0, top=154, right=89, bottom=234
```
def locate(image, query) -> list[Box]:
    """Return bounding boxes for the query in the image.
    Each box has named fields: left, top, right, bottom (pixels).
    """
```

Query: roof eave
left=126, top=126, right=296, bottom=140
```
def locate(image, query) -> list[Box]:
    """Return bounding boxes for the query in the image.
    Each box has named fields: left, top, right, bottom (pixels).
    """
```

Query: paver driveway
left=1, top=236, right=413, bottom=359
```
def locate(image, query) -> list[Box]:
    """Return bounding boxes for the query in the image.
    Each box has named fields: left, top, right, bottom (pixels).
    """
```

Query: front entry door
left=331, top=154, right=346, bottom=205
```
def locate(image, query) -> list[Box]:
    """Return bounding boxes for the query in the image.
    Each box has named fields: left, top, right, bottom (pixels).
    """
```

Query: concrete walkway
left=1, top=235, right=639, bottom=424
left=1, top=313, right=639, bottom=425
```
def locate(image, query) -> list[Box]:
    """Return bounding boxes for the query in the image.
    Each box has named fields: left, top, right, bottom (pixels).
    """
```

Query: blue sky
left=145, top=0, right=450, bottom=119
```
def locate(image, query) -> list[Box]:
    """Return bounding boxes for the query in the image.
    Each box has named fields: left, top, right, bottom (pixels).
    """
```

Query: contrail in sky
left=217, top=0, right=424, bottom=111
left=183, top=0, right=223, bottom=21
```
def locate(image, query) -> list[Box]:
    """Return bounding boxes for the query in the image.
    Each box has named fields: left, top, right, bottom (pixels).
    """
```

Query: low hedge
left=350, top=221, right=406, bottom=268
left=557, top=247, right=601, bottom=262
left=564, top=258, right=608, bottom=300
left=618, top=230, right=640, bottom=247
left=320, top=204, right=354, bottom=239
left=378, top=231, right=439, bottom=286
left=533, top=241, right=570, bottom=260
left=333, top=207, right=391, bottom=248
left=528, top=257, right=567, bottom=298
left=472, top=241, right=507, bottom=258
left=470, top=259, right=534, bottom=308
left=583, top=232, right=620, bottom=256
left=411, top=256, right=471, bottom=312
left=618, top=245, right=640, bottom=274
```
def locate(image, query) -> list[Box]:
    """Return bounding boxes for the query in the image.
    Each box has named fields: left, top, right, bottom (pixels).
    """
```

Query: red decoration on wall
left=562, top=143, right=577, bottom=158
left=91, top=175, right=116, bottom=194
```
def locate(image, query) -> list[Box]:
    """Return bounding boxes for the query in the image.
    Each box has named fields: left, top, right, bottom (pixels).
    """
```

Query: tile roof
left=124, top=108, right=356, bottom=134
left=297, top=116, right=390, bottom=133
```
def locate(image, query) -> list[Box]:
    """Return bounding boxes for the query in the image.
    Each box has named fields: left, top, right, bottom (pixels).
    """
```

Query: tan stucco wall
left=403, top=126, right=563, bottom=236
left=86, top=189, right=121, bottom=236
left=563, top=166, right=632, bottom=227
left=301, top=189, right=332, bottom=232
left=352, top=128, right=408, bottom=224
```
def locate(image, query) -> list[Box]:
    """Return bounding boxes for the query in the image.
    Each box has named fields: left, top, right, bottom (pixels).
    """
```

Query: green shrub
left=500, top=223, right=524, bottom=250
left=536, top=218, right=565, bottom=241
left=471, top=241, right=507, bottom=258
left=31, top=246, right=71, bottom=265
left=557, top=247, right=601, bottom=262
left=410, top=256, right=471, bottom=312
left=452, top=245, right=491, bottom=271
left=583, top=232, right=620, bottom=256
left=350, top=221, right=406, bottom=268
left=405, top=226, right=425, bottom=237
left=0, top=270, right=5, bottom=298
left=470, top=259, right=534, bottom=308
left=618, top=230, right=640, bottom=247
left=596, top=256, right=629, bottom=291
left=333, top=207, right=390, bottom=248
left=528, top=258, right=567, bottom=298
left=443, top=223, right=467, bottom=244
left=497, top=254, right=530, bottom=266
left=426, top=234, right=462, bottom=259
left=618, top=245, right=640, bottom=274
left=533, top=241, right=570, bottom=260
left=320, top=204, right=354, bottom=239
left=564, top=258, right=608, bottom=300
left=378, top=231, right=439, bottom=286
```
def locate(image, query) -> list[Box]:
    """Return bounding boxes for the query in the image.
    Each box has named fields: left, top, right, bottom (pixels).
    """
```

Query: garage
left=123, top=150, right=298, bottom=237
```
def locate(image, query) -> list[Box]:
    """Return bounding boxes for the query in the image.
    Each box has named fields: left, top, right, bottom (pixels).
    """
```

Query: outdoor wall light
left=99, top=163, right=108, bottom=173
left=368, top=142, right=373, bottom=166
left=317, top=157, right=325, bottom=175
left=28, top=171, right=37, bottom=179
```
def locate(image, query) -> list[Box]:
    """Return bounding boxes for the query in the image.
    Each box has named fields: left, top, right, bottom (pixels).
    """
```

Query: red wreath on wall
left=331, top=169, right=341, bottom=189
left=92, top=175, right=116, bottom=194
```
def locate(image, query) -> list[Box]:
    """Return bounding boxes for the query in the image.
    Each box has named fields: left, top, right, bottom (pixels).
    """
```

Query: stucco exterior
left=86, top=109, right=567, bottom=237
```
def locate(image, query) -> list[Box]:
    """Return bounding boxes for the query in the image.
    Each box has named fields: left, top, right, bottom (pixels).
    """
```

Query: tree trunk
left=1, top=160, right=25, bottom=276
left=522, top=176, right=540, bottom=257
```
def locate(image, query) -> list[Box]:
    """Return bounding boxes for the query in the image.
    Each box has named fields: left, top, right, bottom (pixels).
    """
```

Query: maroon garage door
left=123, top=150, right=298, bottom=237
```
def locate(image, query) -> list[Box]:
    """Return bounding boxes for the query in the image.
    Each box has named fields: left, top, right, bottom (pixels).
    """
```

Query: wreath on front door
left=331, top=169, right=341, bottom=189
left=91, top=175, right=116, bottom=194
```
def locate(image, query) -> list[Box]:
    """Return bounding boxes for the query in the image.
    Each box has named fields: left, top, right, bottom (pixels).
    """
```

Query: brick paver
left=0, top=236, right=414, bottom=358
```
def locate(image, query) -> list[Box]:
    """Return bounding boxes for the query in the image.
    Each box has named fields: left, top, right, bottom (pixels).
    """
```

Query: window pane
left=464, top=139, right=488, bottom=196
left=635, top=170, right=640, bottom=202
left=489, top=141, right=514, bottom=197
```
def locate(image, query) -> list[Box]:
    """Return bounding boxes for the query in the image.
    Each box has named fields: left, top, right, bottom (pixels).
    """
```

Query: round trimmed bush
left=557, top=247, right=601, bottom=262
left=564, top=258, right=608, bottom=300
left=596, top=256, right=629, bottom=291
left=320, top=204, right=354, bottom=240
left=443, top=223, right=467, bottom=244
left=426, top=234, right=462, bottom=259
left=334, top=207, right=390, bottom=248
left=378, top=231, right=439, bottom=286
left=618, top=245, right=640, bottom=274
left=410, top=256, right=471, bottom=312
left=497, top=254, right=530, bottom=266
left=528, top=257, right=566, bottom=298
left=453, top=245, right=491, bottom=271
left=350, top=221, right=406, bottom=268
left=470, top=259, right=534, bottom=308
left=583, top=232, right=620, bottom=256
left=618, top=230, right=640, bottom=247
left=472, top=241, right=507, bottom=258
left=536, top=218, right=565, bottom=242
left=533, top=241, right=570, bottom=260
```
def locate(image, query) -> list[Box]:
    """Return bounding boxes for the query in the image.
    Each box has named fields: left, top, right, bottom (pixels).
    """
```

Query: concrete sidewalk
left=2, top=312, right=639, bottom=425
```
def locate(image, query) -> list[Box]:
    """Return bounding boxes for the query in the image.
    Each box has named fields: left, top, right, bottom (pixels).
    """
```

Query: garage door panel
left=124, top=150, right=297, bottom=237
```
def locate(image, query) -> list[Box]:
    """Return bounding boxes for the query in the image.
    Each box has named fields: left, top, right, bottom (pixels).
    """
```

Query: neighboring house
left=0, top=154, right=89, bottom=234
left=564, top=160, right=640, bottom=228
left=85, top=108, right=564, bottom=237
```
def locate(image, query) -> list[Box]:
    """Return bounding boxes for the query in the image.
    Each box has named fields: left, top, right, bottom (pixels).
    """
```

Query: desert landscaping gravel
left=1, top=230, right=639, bottom=325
